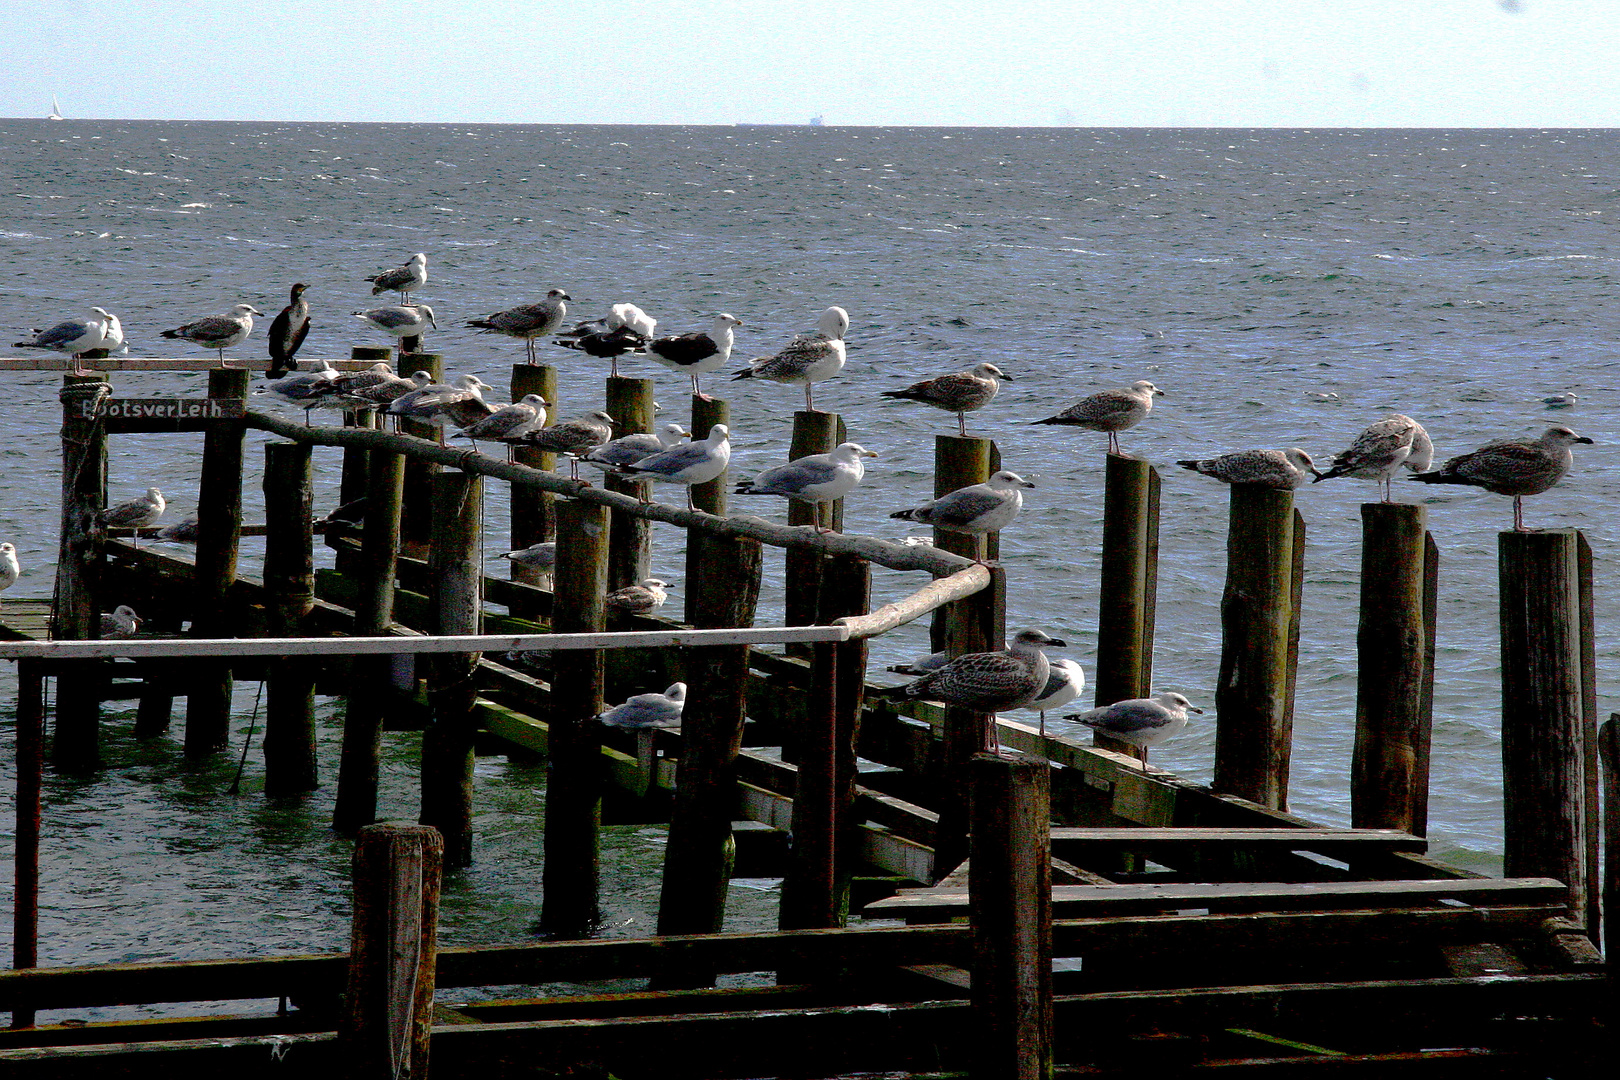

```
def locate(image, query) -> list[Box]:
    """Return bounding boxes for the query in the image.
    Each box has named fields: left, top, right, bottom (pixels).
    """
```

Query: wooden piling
left=339, top=824, right=442, bottom=1080
left=934, top=566, right=1007, bottom=879
left=185, top=367, right=249, bottom=757
left=1599, top=716, right=1618, bottom=963
left=1351, top=503, right=1432, bottom=834
left=398, top=352, right=443, bottom=557
left=333, top=443, right=406, bottom=833
left=1093, top=454, right=1161, bottom=762
left=419, top=472, right=482, bottom=869
left=509, top=363, right=558, bottom=566
left=262, top=441, right=318, bottom=795
left=1212, top=486, right=1301, bottom=810
left=11, top=660, right=43, bottom=1029
left=683, top=397, right=731, bottom=625
left=53, top=375, right=107, bottom=771
left=781, top=554, right=870, bottom=933
left=540, top=499, right=611, bottom=937
left=1499, top=529, right=1596, bottom=934
left=970, top=752, right=1053, bottom=1080
left=338, top=347, right=389, bottom=533
left=658, top=531, right=763, bottom=946
left=929, top=434, right=994, bottom=651
left=604, top=376, right=656, bottom=591
left=784, top=411, right=846, bottom=651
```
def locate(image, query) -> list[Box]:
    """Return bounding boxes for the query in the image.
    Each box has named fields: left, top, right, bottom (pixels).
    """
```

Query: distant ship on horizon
left=46, top=94, right=63, bottom=121
left=736, top=115, right=826, bottom=128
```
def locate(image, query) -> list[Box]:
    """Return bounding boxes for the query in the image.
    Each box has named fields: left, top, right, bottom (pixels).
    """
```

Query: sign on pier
left=79, top=397, right=245, bottom=432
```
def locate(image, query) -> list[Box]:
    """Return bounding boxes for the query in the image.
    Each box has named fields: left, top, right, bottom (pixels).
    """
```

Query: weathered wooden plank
left=866, top=877, right=1568, bottom=920
left=0, top=356, right=379, bottom=371
left=1050, top=827, right=1427, bottom=857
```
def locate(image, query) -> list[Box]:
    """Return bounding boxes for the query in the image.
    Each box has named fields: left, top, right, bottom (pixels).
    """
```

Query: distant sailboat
left=809, top=115, right=824, bottom=127
left=47, top=95, right=63, bottom=121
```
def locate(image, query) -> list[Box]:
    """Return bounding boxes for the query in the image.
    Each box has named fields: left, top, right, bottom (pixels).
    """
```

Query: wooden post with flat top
left=683, top=397, right=731, bottom=625
left=1092, top=453, right=1160, bottom=764
left=53, top=375, right=107, bottom=771
left=1500, top=529, right=1597, bottom=937
left=186, top=367, right=248, bottom=757
left=933, top=566, right=1006, bottom=880
left=540, top=499, right=611, bottom=938
left=604, top=375, right=655, bottom=591
left=1212, top=486, right=1301, bottom=809
left=262, top=441, right=318, bottom=795
left=783, top=410, right=846, bottom=656
left=398, top=352, right=442, bottom=557
left=339, top=824, right=442, bottom=1080
left=419, top=471, right=482, bottom=869
left=1351, top=503, right=1433, bottom=835
left=509, top=363, right=558, bottom=570
left=970, top=752, right=1053, bottom=1080
left=928, top=434, right=994, bottom=651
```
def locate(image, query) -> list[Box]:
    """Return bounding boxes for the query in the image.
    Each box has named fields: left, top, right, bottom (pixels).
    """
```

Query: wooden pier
left=0, top=356, right=1613, bottom=1077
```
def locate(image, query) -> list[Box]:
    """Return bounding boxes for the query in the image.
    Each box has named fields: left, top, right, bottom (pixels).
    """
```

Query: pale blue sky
left=6, top=0, right=1618, bottom=126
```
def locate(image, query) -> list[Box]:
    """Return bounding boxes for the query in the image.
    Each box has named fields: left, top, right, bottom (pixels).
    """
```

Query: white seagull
left=734, top=441, right=876, bottom=532
left=617, top=424, right=733, bottom=509
left=1064, top=692, right=1203, bottom=772
left=599, top=683, right=687, bottom=729
left=645, top=313, right=744, bottom=401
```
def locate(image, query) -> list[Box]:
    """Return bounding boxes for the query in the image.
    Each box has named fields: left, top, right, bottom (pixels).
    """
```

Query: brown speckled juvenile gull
left=605, top=578, right=669, bottom=615
left=883, top=628, right=1067, bottom=752
left=367, top=252, right=427, bottom=302
left=522, top=410, right=618, bottom=480
left=1314, top=414, right=1430, bottom=502
left=1412, top=425, right=1593, bottom=531
left=1064, top=692, right=1202, bottom=772
left=732, top=306, right=849, bottom=412
left=161, top=303, right=263, bottom=365
left=466, top=289, right=571, bottom=364
left=1177, top=448, right=1319, bottom=490
left=459, top=394, right=549, bottom=459
left=882, top=362, right=1007, bottom=436
left=101, top=487, right=166, bottom=543
left=1035, top=379, right=1164, bottom=455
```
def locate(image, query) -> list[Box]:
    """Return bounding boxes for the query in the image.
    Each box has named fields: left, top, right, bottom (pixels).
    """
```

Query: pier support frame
left=263, top=441, right=318, bottom=795
left=1092, top=453, right=1160, bottom=763
left=604, top=376, right=656, bottom=592
left=186, top=367, right=248, bottom=757
left=53, top=375, right=107, bottom=771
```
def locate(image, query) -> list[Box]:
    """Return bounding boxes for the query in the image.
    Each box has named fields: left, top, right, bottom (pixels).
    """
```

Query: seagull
left=154, top=516, right=201, bottom=545
left=645, top=313, right=743, bottom=401
left=881, top=362, right=1007, bottom=437
left=0, top=543, right=18, bottom=607
left=879, top=628, right=1067, bottom=753
left=1025, top=657, right=1086, bottom=738
left=582, top=422, right=690, bottom=475
left=334, top=365, right=417, bottom=417
left=1035, top=380, right=1165, bottom=455
left=14, top=307, right=119, bottom=375
left=1542, top=392, right=1578, bottom=409
left=315, top=498, right=367, bottom=530
left=367, top=252, right=427, bottom=302
left=1412, top=425, right=1593, bottom=532
left=160, top=304, right=263, bottom=366
left=458, top=394, right=549, bottom=459
left=888, top=652, right=950, bottom=676
left=1313, top=414, right=1430, bottom=502
left=266, top=283, right=310, bottom=377
left=1177, top=448, right=1320, bottom=490
left=599, top=682, right=687, bottom=729
left=521, top=410, right=618, bottom=479
left=889, top=470, right=1032, bottom=561
left=616, top=424, right=732, bottom=509
left=253, top=359, right=341, bottom=423
left=1064, top=692, right=1202, bottom=772
left=731, top=306, right=849, bottom=412
left=388, top=374, right=494, bottom=444
left=466, top=289, right=571, bottom=363
left=499, top=541, right=556, bottom=571
left=554, top=324, right=647, bottom=377
left=605, top=577, right=669, bottom=616
left=353, top=304, right=436, bottom=348
left=734, top=441, right=876, bottom=532
left=101, top=487, right=166, bottom=544
left=99, top=605, right=142, bottom=638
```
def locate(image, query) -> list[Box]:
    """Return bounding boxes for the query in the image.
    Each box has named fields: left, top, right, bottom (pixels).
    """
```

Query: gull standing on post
left=645, top=313, right=743, bottom=401
left=367, top=252, right=427, bottom=303
left=161, top=304, right=263, bottom=366
left=617, top=424, right=732, bottom=510
left=267, top=283, right=311, bottom=377
left=1313, top=414, right=1430, bottom=502
left=1064, top=693, right=1202, bottom=772
left=734, top=441, right=876, bottom=532
left=582, top=422, right=690, bottom=475
left=1177, top=448, right=1320, bottom=490
left=14, top=307, right=119, bottom=375
left=466, top=288, right=571, bottom=364
left=254, top=359, right=341, bottom=424
left=354, top=304, right=436, bottom=347
left=521, top=410, right=618, bottom=480
left=605, top=577, right=669, bottom=616
left=1412, top=425, right=1593, bottom=532
left=880, top=629, right=1067, bottom=753
left=882, top=362, right=1007, bottom=437
left=1035, top=380, right=1165, bottom=455
left=101, top=487, right=166, bottom=545
left=731, top=305, right=849, bottom=412
left=458, top=394, right=549, bottom=460
left=889, top=470, right=1032, bottom=561
left=0, top=543, right=18, bottom=608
